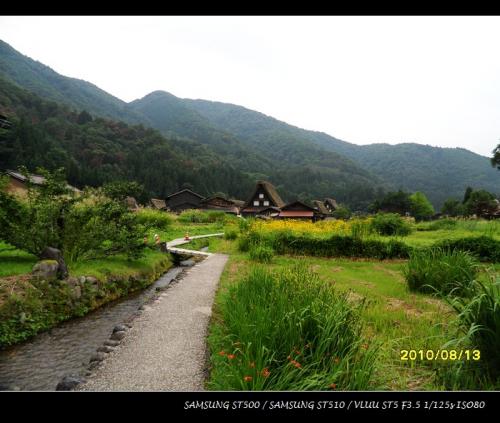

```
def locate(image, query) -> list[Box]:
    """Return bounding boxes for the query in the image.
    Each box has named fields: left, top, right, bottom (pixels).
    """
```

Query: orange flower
left=361, top=344, right=369, bottom=350
left=227, top=354, right=235, bottom=360
left=244, top=376, right=253, bottom=382
left=218, top=351, right=226, bottom=356
left=334, top=357, right=340, bottom=364
left=287, top=355, right=291, bottom=361
left=329, top=383, right=337, bottom=390
left=249, top=362, right=255, bottom=368
left=290, top=360, right=301, bottom=368
left=261, top=368, right=270, bottom=378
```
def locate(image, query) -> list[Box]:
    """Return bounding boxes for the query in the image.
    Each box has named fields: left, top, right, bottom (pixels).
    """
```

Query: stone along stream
left=0, top=267, right=184, bottom=391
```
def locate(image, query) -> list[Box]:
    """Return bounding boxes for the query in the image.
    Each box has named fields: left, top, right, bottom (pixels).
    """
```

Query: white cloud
left=0, top=16, right=499, bottom=157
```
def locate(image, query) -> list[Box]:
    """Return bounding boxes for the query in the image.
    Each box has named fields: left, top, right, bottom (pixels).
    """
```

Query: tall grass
left=403, top=248, right=479, bottom=296
left=439, top=277, right=500, bottom=389
left=208, top=264, right=377, bottom=390
left=135, top=208, right=174, bottom=229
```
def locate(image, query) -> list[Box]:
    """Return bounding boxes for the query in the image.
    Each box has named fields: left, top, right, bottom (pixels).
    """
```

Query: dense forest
left=0, top=38, right=498, bottom=210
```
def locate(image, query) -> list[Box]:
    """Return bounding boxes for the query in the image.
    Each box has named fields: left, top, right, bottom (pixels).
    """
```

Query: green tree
left=332, top=205, right=351, bottom=219
left=492, top=144, right=500, bottom=170
left=463, top=186, right=473, bottom=204
left=441, top=198, right=464, bottom=216
left=409, top=191, right=435, bottom=221
left=464, top=190, right=497, bottom=217
left=369, top=190, right=412, bottom=215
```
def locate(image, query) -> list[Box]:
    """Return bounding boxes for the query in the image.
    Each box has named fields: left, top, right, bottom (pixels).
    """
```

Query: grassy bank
left=0, top=247, right=173, bottom=348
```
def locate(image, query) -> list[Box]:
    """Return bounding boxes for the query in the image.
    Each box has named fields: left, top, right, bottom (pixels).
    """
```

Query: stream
left=0, top=266, right=184, bottom=391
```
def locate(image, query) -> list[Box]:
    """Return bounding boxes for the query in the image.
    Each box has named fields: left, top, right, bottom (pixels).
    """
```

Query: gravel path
left=79, top=250, right=228, bottom=391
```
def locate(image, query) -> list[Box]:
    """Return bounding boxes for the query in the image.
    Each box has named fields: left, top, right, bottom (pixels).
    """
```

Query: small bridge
left=165, top=233, right=224, bottom=257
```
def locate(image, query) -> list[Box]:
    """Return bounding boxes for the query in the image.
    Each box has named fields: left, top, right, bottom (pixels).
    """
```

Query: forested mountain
left=0, top=76, right=255, bottom=200
left=0, top=40, right=145, bottom=124
left=185, top=99, right=500, bottom=208
left=1, top=39, right=498, bottom=210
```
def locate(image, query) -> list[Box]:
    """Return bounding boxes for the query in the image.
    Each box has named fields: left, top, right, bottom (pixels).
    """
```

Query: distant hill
left=1, top=38, right=498, bottom=210
left=184, top=99, right=500, bottom=208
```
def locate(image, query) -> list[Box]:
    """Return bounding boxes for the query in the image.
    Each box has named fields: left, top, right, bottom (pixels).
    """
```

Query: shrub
left=370, top=213, right=413, bottom=236
left=249, top=245, right=274, bottom=263
left=403, top=248, right=479, bottom=296
left=237, top=235, right=251, bottom=252
left=224, top=229, right=238, bottom=240
left=208, top=264, right=376, bottom=390
left=135, top=208, right=174, bottom=229
left=435, top=236, right=500, bottom=263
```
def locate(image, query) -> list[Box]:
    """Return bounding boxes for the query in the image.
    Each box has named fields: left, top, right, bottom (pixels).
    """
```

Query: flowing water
left=0, top=267, right=183, bottom=391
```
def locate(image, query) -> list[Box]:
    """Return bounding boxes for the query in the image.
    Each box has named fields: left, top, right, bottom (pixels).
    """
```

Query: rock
left=104, top=340, right=120, bottom=347
left=180, top=259, right=195, bottom=267
left=113, top=324, right=128, bottom=333
left=40, top=247, right=68, bottom=279
left=65, top=276, right=79, bottom=288
left=32, top=260, right=59, bottom=281
left=79, top=276, right=86, bottom=284
left=85, top=276, right=98, bottom=286
left=200, top=246, right=209, bottom=252
left=97, top=345, right=114, bottom=353
left=88, top=361, right=101, bottom=370
left=56, top=375, right=85, bottom=391
left=71, top=285, right=82, bottom=300
left=110, top=330, right=126, bottom=341
left=89, top=352, right=107, bottom=363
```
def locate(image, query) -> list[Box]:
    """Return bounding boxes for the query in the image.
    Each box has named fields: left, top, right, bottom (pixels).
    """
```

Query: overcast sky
left=0, top=16, right=499, bottom=157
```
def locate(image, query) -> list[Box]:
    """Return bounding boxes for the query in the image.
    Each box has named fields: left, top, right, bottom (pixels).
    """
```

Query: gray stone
left=104, top=340, right=120, bottom=347
left=97, top=345, right=115, bottom=353
left=89, top=352, right=107, bottom=363
left=56, top=375, right=86, bottom=391
left=86, top=276, right=98, bottom=286
left=71, top=285, right=82, bottom=300
left=180, top=259, right=195, bottom=267
left=40, top=247, right=68, bottom=279
left=110, top=330, right=126, bottom=341
left=79, top=276, right=86, bottom=284
left=200, top=246, right=209, bottom=252
left=32, top=260, right=59, bottom=281
left=65, top=276, right=79, bottom=288
left=88, top=361, right=101, bottom=370
left=113, top=324, right=128, bottom=333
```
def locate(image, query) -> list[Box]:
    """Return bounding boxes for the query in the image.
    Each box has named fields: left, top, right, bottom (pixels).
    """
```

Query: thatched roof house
left=241, top=181, right=285, bottom=216
left=200, top=196, right=242, bottom=214
left=150, top=198, right=167, bottom=210
left=4, top=170, right=81, bottom=197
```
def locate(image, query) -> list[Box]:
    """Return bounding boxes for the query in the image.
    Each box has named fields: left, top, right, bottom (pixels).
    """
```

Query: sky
left=0, top=16, right=499, bottom=157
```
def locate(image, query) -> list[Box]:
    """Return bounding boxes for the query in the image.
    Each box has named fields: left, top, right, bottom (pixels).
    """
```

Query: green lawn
left=0, top=241, right=38, bottom=277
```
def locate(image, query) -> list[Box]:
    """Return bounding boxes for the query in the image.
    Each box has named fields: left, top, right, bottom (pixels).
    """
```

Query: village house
left=4, top=170, right=81, bottom=197
left=150, top=198, right=167, bottom=211
left=278, top=200, right=319, bottom=222
left=240, top=180, right=285, bottom=217
left=164, top=188, right=205, bottom=213
left=199, top=196, right=243, bottom=215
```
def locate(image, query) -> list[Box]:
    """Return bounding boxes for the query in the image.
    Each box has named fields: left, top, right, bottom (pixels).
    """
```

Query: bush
left=249, top=245, right=274, bottom=263
left=403, top=248, right=479, bottom=296
left=435, top=236, right=500, bottom=263
left=370, top=213, right=413, bottom=236
left=135, top=208, right=174, bottom=229
left=224, top=229, right=238, bottom=240
left=237, top=235, right=251, bottom=252
left=263, top=232, right=411, bottom=260
left=208, top=264, right=376, bottom=390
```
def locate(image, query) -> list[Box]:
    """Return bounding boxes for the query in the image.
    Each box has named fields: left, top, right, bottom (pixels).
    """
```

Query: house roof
left=241, top=206, right=281, bottom=213
left=281, top=200, right=317, bottom=212
left=165, top=188, right=205, bottom=200
left=324, top=198, right=338, bottom=209
left=6, top=170, right=81, bottom=192
left=312, top=200, right=330, bottom=215
left=150, top=198, right=167, bottom=209
left=229, top=199, right=245, bottom=207
left=279, top=210, right=314, bottom=218
left=244, top=180, right=285, bottom=208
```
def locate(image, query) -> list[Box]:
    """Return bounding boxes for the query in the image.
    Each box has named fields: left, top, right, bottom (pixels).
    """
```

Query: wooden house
left=240, top=181, right=285, bottom=217
left=324, top=198, right=338, bottom=213
left=4, top=170, right=81, bottom=198
left=200, top=196, right=242, bottom=215
left=165, top=188, right=205, bottom=213
left=312, top=200, right=331, bottom=219
left=150, top=198, right=167, bottom=210
left=279, top=200, right=319, bottom=222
